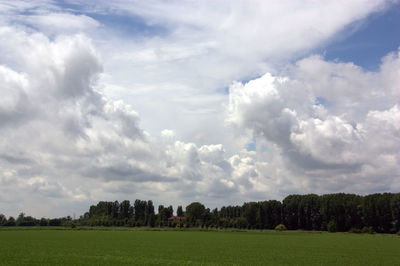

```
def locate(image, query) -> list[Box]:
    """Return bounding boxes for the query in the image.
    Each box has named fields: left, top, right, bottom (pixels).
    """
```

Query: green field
left=0, top=228, right=399, bottom=265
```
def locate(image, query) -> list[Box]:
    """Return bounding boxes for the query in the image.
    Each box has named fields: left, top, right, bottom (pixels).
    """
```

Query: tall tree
left=119, top=200, right=131, bottom=219
left=145, top=200, right=155, bottom=227
left=134, top=199, right=146, bottom=225
left=185, top=202, right=205, bottom=226
left=0, top=214, right=6, bottom=225
left=177, top=205, right=183, bottom=217
left=391, top=193, right=400, bottom=232
left=282, top=195, right=301, bottom=230
left=243, top=202, right=258, bottom=228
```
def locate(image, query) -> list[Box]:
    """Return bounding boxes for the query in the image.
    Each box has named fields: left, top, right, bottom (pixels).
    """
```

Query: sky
left=0, top=0, right=399, bottom=218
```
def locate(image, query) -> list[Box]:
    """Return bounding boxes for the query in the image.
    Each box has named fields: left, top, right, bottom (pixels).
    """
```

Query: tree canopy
left=1, top=192, right=399, bottom=233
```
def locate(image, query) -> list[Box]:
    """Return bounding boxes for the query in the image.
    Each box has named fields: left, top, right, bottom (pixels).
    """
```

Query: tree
left=0, top=214, right=6, bottom=225
left=185, top=202, right=205, bottom=226
left=16, top=212, right=25, bottom=225
left=134, top=200, right=146, bottom=225
left=113, top=200, right=120, bottom=219
left=297, top=194, right=321, bottom=230
left=235, top=217, right=248, bottom=229
left=177, top=206, right=183, bottom=217
left=75, top=192, right=400, bottom=231
left=375, top=193, right=394, bottom=233
left=4, top=216, right=16, bottom=226
left=119, top=200, right=131, bottom=219
left=362, top=194, right=380, bottom=231
left=166, top=205, right=173, bottom=219
left=327, top=220, right=337, bottom=232
left=320, top=194, right=347, bottom=231
left=40, top=218, right=48, bottom=226
left=282, top=195, right=301, bottom=230
left=145, top=200, right=155, bottom=227
left=391, top=193, right=400, bottom=232
left=259, top=200, right=282, bottom=229
left=243, top=202, right=258, bottom=228
left=158, top=205, right=173, bottom=220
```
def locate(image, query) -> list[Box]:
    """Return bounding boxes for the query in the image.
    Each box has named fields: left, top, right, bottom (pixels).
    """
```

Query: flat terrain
left=0, top=228, right=399, bottom=265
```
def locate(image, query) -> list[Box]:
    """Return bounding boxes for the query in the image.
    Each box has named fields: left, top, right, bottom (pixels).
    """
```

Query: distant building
left=167, top=216, right=185, bottom=222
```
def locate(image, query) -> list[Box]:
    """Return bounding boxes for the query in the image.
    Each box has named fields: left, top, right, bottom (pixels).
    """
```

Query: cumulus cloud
left=226, top=50, right=400, bottom=194
left=86, top=0, right=392, bottom=146
left=0, top=28, right=153, bottom=216
left=0, top=0, right=399, bottom=218
left=0, top=26, right=242, bottom=216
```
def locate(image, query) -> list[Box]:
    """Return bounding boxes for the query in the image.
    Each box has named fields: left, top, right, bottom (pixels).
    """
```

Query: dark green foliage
left=348, top=228, right=362, bottom=233
left=185, top=202, right=206, bottom=226
left=157, top=205, right=173, bottom=226
left=327, top=220, right=337, bottom=232
left=391, top=194, right=400, bottom=231
left=319, top=193, right=363, bottom=232
left=361, top=226, right=375, bottom=234
left=259, top=200, right=282, bottom=229
left=16, top=213, right=38, bottom=226
left=282, top=195, right=301, bottom=230
left=4, top=216, right=16, bottom=226
left=362, top=194, right=393, bottom=232
left=177, top=205, right=183, bottom=217
left=49, top=218, right=62, bottom=226
left=134, top=200, right=146, bottom=224
left=145, top=200, right=155, bottom=226
left=0, top=214, right=6, bottom=225
left=243, top=202, right=258, bottom=228
left=39, top=218, right=48, bottom=226
left=119, top=200, right=132, bottom=219
left=235, top=217, right=248, bottom=229
left=2, top=192, right=399, bottom=233
left=298, top=194, right=322, bottom=230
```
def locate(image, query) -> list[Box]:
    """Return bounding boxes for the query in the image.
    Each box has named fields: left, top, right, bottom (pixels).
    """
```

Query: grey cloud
left=0, top=154, right=35, bottom=165
left=57, top=38, right=102, bottom=99
left=85, top=165, right=177, bottom=183
left=206, top=178, right=238, bottom=199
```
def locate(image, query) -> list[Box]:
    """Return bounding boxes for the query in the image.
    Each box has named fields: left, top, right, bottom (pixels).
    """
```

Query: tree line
left=1, top=193, right=399, bottom=233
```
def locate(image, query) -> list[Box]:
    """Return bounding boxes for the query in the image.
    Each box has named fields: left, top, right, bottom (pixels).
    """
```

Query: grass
left=0, top=228, right=399, bottom=265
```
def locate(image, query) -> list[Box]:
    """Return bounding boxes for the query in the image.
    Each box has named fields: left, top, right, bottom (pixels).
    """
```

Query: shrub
left=327, top=220, right=337, bottom=232
left=348, top=228, right=361, bottom=234
left=274, top=224, right=287, bottom=231
left=361, top=226, right=375, bottom=234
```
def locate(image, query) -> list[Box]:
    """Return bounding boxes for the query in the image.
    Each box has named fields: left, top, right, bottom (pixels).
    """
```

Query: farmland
left=0, top=228, right=399, bottom=265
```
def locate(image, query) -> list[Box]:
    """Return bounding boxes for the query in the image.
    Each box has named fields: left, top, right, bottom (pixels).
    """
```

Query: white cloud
left=0, top=0, right=399, bottom=217
left=22, top=13, right=100, bottom=36
left=161, top=129, right=175, bottom=138
left=87, top=0, right=392, bottom=146
left=226, top=50, right=400, bottom=195
left=0, top=27, right=242, bottom=216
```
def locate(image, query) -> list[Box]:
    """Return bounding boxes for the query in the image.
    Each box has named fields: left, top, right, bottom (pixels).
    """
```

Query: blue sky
left=324, top=3, right=400, bottom=70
